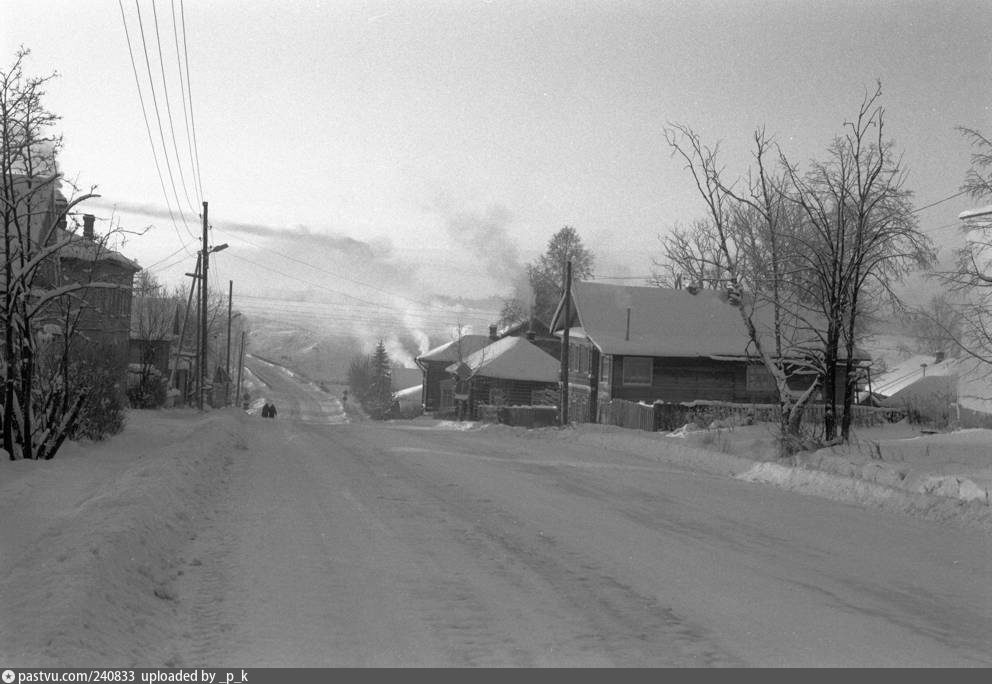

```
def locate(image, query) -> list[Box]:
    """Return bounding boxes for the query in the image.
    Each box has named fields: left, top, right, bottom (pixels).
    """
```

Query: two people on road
left=261, top=401, right=277, bottom=418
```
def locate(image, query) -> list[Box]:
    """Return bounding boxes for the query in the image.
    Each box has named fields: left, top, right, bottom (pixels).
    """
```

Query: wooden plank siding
left=466, top=376, right=559, bottom=420
left=606, top=355, right=850, bottom=405
left=564, top=343, right=855, bottom=421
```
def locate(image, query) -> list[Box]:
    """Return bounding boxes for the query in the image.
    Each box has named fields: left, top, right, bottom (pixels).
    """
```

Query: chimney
left=83, top=214, right=95, bottom=240
left=489, top=324, right=498, bottom=341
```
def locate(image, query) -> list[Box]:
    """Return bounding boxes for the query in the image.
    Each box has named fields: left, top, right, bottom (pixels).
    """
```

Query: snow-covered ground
left=1, top=406, right=989, bottom=665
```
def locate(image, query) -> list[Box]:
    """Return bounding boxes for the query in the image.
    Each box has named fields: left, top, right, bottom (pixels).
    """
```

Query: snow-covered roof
left=959, top=204, right=992, bottom=221
left=445, top=336, right=559, bottom=383
left=550, top=281, right=817, bottom=359
left=871, top=354, right=954, bottom=397
left=416, top=334, right=492, bottom=364
left=59, top=233, right=141, bottom=272
left=873, top=355, right=992, bottom=415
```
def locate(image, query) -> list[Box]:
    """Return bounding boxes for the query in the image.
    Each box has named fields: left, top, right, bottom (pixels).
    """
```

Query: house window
left=600, top=355, right=610, bottom=383
left=621, top=356, right=652, bottom=386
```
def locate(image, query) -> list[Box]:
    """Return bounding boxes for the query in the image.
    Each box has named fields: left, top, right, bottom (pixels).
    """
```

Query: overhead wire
left=134, top=0, right=198, bottom=242
left=911, top=189, right=968, bottom=215
left=151, top=0, right=198, bottom=216
left=170, top=0, right=201, bottom=206
left=210, top=225, right=498, bottom=314
left=142, top=243, right=190, bottom=271
left=117, top=0, right=193, bottom=256
left=223, top=250, right=497, bottom=319
left=180, top=0, right=205, bottom=201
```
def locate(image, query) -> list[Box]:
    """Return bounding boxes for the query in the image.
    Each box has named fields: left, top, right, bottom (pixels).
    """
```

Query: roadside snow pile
left=735, top=460, right=992, bottom=534
left=475, top=418, right=992, bottom=533
left=435, top=420, right=480, bottom=431
left=734, top=427, right=992, bottom=534
left=0, top=409, right=251, bottom=667
left=789, top=428, right=992, bottom=504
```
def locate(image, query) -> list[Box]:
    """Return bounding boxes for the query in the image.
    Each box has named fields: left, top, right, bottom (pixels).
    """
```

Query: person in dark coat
left=268, top=402, right=277, bottom=418
left=261, top=402, right=271, bottom=418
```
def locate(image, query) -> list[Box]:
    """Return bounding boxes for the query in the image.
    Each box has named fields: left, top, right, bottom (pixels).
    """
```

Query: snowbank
left=410, top=418, right=992, bottom=534
left=0, top=409, right=251, bottom=666
left=735, top=461, right=992, bottom=533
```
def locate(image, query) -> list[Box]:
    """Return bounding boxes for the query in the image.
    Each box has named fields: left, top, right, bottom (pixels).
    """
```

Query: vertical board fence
left=598, top=398, right=904, bottom=433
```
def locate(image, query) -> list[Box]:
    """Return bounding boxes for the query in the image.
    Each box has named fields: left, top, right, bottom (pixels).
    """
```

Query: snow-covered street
left=2, top=374, right=991, bottom=666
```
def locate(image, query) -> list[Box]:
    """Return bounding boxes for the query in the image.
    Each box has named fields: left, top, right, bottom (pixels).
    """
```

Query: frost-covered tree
left=784, top=84, right=934, bottom=440
left=936, top=127, right=992, bottom=368
left=1, top=50, right=131, bottom=458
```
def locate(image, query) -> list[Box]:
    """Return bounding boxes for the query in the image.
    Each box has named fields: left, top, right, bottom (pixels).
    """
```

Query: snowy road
left=171, top=366, right=992, bottom=666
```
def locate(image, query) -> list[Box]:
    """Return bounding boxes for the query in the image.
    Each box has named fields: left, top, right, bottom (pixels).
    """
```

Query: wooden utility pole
left=560, top=260, right=571, bottom=427
left=199, top=201, right=209, bottom=410
left=235, top=330, right=246, bottom=407
left=225, top=279, right=233, bottom=405
left=169, top=253, right=200, bottom=397
left=193, top=257, right=201, bottom=406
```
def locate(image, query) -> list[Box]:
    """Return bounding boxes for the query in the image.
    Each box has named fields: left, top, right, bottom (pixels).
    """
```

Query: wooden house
left=443, top=335, right=559, bottom=419
left=415, top=334, right=492, bottom=413
left=549, top=281, right=861, bottom=423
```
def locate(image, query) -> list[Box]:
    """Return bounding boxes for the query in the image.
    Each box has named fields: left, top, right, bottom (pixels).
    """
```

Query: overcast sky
left=3, top=0, right=991, bottom=335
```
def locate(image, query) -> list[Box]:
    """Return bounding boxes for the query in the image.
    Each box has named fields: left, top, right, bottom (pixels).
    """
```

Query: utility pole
left=225, top=279, right=233, bottom=406
left=170, top=253, right=201, bottom=401
left=199, top=201, right=209, bottom=410
left=193, top=257, right=201, bottom=406
left=235, top=330, right=246, bottom=407
left=560, top=260, right=571, bottom=427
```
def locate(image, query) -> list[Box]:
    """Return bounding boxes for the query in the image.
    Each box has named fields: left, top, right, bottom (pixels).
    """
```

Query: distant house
left=549, top=281, right=860, bottom=423
left=54, top=213, right=141, bottom=355
left=415, top=334, right=492, bottom=413
left=4, top=171, right=140, bottom=375
left=442, top=335, right=560, bottom=419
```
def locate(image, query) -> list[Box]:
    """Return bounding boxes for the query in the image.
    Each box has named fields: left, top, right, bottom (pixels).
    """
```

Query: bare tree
left=783, top=83, right=934, bottom=440
left=1, top=49, right=133, bottom=459
left=933, top=127, right=992, bottom=368
left=665, top=124, right=822, bottom=455
left=129, top=271, right=180, bottom=407
left=652, top=217, right=745, bottom=290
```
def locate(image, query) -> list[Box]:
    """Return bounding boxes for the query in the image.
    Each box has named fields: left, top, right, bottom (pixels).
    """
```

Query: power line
left=170, top=0, right=201, bottom=206
left=912, top=189, right=968, bottom=215
left=151, top=0, right=197, bottom=215
left=211, top=225, right=494, bottom=313
left=142, top=243, right=190, bottom=271
left=134, top=0, right=198, bottom=242
left=224, top=251, right=500, bottom=323
left=118, top=0, right=192, bottom=254
left=180, top=0, right=205, bottom=200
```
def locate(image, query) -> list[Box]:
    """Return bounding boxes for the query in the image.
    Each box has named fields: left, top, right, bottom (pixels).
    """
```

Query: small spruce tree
left=366, top=340, right=394, bottom=420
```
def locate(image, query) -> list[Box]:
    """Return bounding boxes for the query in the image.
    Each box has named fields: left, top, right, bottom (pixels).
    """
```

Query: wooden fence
left=598, top=398, right=905, bottom=433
